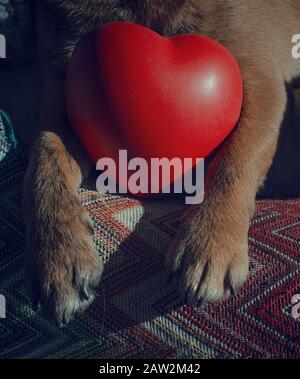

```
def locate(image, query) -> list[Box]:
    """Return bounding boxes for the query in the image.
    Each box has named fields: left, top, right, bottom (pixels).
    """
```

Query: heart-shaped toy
left=65, top=22, right=243, bottom=196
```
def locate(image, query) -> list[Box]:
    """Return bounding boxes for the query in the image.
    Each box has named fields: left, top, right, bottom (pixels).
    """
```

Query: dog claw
left=197, top=297, right=205, bottom=307
left=184, top=288, right=194, bottom=304
left=229, top=284, right=236, bottom=296
left=81, top=275, right=91, bottom=300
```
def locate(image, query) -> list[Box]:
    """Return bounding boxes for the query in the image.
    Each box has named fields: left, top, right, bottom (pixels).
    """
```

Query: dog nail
left=81, top=276, right=90, bottom=300
left=56, top=318, right=65, bottom=328
left=229, top=284, right=235, bottom=296
left=184, top=289, right=194, bottom=304
left=63, top=312, right=71, bottom=326
left=197, top=297, right=205, bottom=307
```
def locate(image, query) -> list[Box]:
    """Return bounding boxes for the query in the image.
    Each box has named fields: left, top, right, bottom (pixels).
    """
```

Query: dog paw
left=166, top=206, right=249, bottom=304
left=26, top=197, right=103, bottom=327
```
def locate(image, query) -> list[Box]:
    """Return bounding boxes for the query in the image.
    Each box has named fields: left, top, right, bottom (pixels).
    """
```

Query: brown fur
left=23, top=0, right=300, bottom=325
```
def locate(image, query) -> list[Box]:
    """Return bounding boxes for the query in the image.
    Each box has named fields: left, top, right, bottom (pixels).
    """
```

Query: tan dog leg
left=166, top=66, right=287, bottom=304
left=23, top=72, right=103, bottom=326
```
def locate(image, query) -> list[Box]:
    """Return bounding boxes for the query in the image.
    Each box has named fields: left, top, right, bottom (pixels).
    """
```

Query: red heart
left=65, top=22, right=242, bottom=196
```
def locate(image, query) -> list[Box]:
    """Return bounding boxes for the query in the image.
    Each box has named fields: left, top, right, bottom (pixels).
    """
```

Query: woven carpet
left=0, top=110, right=299, bottom=358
